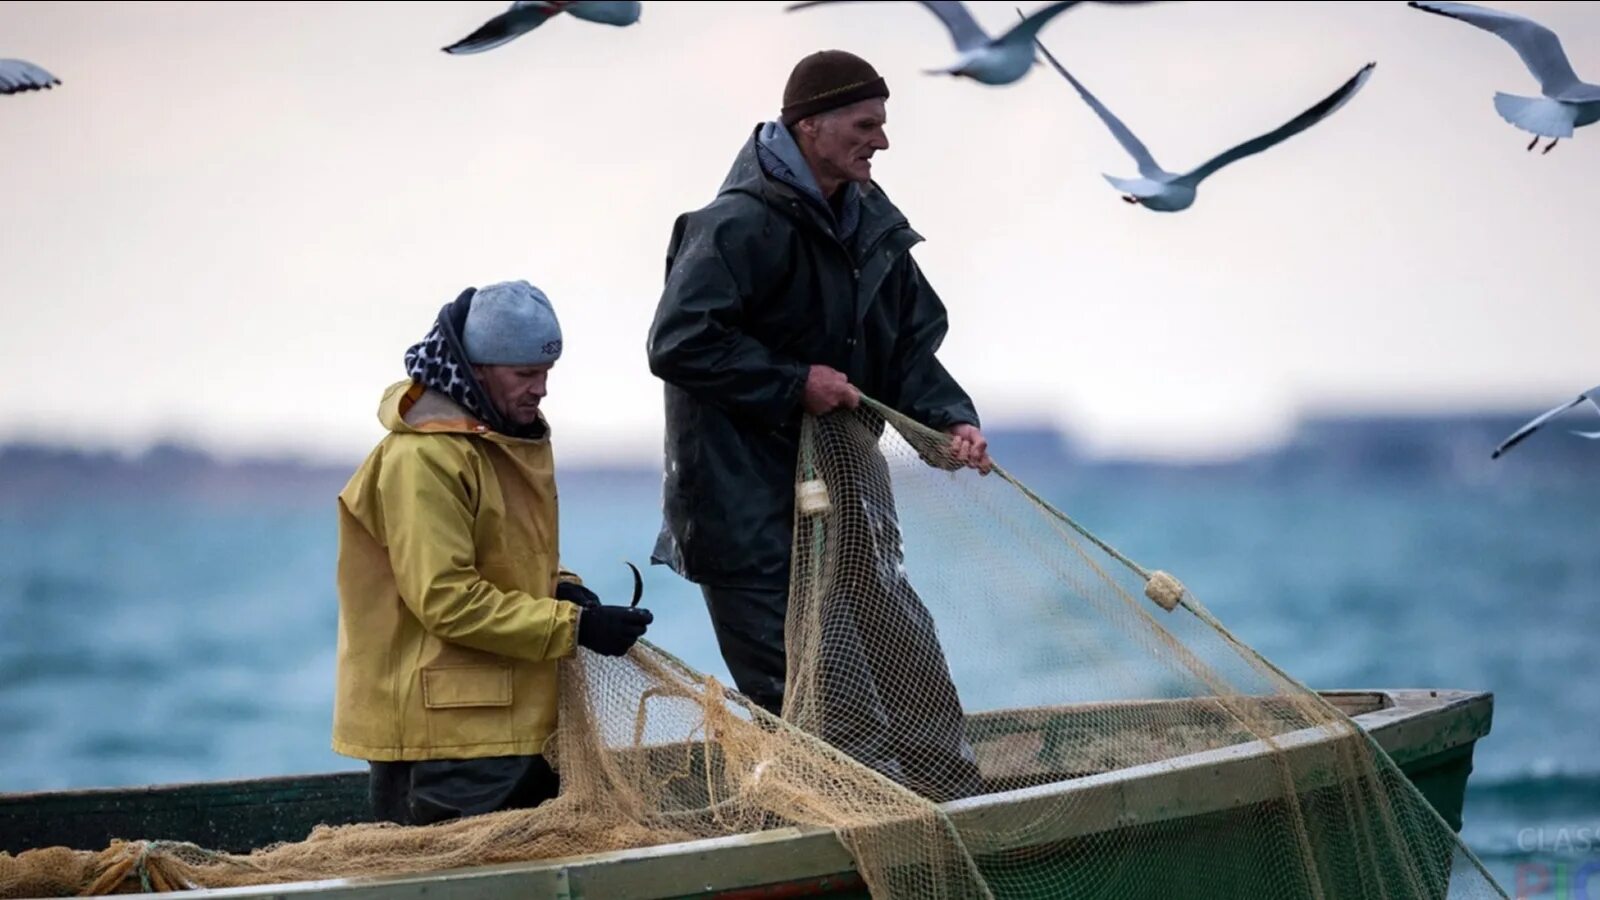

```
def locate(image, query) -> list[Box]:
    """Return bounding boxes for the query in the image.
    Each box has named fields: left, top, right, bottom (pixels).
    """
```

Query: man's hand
left=577, top=606, right=654, bottom=657
left=945, top=424, right=993, bottom=475
left=803, top=365, right=861, bottom=416
left=555, top=581, right=600, bottom=610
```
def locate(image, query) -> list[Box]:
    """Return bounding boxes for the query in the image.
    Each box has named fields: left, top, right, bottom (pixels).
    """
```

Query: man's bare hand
left=945, top=424, right=993, bottom=475
left=803, top=365, right=861, bottom=416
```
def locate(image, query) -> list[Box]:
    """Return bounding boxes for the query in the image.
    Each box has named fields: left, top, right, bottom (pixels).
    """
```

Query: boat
left=0, top=688, right=1493, bottom=899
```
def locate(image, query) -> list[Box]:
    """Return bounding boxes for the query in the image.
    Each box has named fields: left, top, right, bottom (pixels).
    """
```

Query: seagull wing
left=787, top=1, right=989, bottom=53
left=995, top=1, right=1085, bottom=50
left=1408, top=1, right=1585, bottom=99
left=998, top=1, right=1167, bottom=51
left=1034, top=30, right=1163, bottom=176
left=443, top=1, right=566, bottom=55
left=1183, top=62, right=1374, bottom=186
left=0, top=58, right=60, bottom=94
left=1576, top=390, right=1600, bottom=438
left=1492, top=385, right=1600, bottom=458
left=565, top=1, right=641, bottom=26
left=917, top=0, right=992, bottom=51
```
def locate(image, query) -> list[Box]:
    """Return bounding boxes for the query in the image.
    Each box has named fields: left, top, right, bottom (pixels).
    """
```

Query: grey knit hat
left=462, top=280, right=563, bottom=366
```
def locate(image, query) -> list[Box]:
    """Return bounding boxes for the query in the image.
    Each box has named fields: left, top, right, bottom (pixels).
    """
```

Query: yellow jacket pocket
left=421, top=665, right=513, bottom=709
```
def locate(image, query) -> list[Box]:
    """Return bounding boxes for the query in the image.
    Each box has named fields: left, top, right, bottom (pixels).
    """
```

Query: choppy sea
left=1, top=416, right=1594, bottom=895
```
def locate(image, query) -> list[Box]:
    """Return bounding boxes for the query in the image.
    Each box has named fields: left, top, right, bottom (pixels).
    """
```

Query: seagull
left=444, top=1, right=640, bottom=56
left=564, top=0, right=642, bottom=26
left=0, top=59, right=60, bottom=95
left=1033, top=28, right=1374, bottom=212
left=1409, top=1, right=1600, bottom=154
left=785, top=1, right=1153, bottom=87
left=1492, top=386, right=1600, bottom=459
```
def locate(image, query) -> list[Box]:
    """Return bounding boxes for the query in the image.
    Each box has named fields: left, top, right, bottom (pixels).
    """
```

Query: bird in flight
left=1034, top=27, right=1374, bottom=212
left=1409, top=1, right=1600, bottom=154
left=786, top=1, right=1155, bottom=87
left=444, top=1, right=641, bottom=56
left=1492, top=386, right=1600, bottom=459
left=0, top=59, right=60, bottom=96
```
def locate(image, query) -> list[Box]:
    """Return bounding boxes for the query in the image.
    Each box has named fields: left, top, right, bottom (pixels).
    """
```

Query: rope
left=83, top=839, right=238, bottom=894
left=859, top=396, right=1151, bottom=575
left=850, top=393, right=1510, bottom=899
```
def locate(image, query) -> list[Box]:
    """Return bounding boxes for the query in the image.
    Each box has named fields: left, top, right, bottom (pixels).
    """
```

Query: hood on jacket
left=755, top=120, right=861, bottom=241
left=718, top=123, right=909, bottom=257
left=377, top=380, right=478, bottom=435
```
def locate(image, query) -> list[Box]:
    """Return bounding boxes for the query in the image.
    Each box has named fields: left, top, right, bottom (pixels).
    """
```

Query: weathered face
left=798, top=98, right=890, bottom=188
left=473, top=364, right=550, bottom=428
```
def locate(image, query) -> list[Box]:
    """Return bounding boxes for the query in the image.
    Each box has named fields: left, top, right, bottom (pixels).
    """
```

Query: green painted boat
left=0, top=688, right=1493, bottom=899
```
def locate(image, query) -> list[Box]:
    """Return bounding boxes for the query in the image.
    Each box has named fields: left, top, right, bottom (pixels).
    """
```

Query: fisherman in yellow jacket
left=333, top=280, right=654, bottom=827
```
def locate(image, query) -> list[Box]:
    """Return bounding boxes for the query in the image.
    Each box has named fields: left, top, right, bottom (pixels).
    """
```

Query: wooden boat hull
left=0, top=689, right=1492, bottom=899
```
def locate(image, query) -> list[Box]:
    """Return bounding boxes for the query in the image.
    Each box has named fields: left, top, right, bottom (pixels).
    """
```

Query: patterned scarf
left=403, top=289, right=547, bottom=440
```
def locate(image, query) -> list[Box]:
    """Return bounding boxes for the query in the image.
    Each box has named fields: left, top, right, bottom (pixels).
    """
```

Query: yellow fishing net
left=0, top=399, right=1508, bottom=898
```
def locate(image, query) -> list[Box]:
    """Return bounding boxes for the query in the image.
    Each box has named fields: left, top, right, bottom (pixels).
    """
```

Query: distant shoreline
left=0, top=410, right=1589, bottom=506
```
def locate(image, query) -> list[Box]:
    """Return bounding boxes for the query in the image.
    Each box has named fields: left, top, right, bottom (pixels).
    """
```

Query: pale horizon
left=3, top=0, right=1597, bottom=467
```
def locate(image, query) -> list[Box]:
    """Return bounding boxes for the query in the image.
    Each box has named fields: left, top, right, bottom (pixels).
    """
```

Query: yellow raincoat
left=332, top=380, right=580, bottom=761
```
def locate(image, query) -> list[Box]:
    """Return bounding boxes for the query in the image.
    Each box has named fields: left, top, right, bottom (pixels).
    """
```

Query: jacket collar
left=754, top=121, right=861, bottom=241
left=718, top=124, right=911, bottom=256
left=377, top=380, right=551, bottom=445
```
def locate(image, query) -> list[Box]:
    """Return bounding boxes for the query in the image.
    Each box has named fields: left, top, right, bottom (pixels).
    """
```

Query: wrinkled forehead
left=828, top=97, right=887, bottom=127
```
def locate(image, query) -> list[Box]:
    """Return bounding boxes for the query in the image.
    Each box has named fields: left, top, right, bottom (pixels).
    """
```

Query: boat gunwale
left=0, top=692, right=1398, bottom=805
left=6, top=688, right=1493, bottom=900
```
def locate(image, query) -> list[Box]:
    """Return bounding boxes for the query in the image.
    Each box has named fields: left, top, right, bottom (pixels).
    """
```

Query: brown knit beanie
left=780, top=50, right=891, bottom=127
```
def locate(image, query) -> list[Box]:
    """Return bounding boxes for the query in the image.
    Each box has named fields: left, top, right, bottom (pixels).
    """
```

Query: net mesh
left=0, top=400, right=1508, bottom=899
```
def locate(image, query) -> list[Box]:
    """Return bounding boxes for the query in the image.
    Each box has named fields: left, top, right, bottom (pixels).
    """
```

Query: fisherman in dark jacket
left=645, top=50, right=991, bottom=801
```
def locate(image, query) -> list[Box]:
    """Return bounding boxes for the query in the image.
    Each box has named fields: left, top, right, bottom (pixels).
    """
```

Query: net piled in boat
left=0, top=640, right=981, bottom=898
left=0, top=399, right=1508, bottom=899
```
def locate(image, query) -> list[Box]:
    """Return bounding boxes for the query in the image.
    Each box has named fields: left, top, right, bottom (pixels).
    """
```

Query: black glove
left=555, top=580, right=601, bottom=610
left=577, top=606, right=653, bottom=657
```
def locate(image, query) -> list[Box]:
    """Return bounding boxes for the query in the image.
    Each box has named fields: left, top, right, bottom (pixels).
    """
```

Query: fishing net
left=0, top=398, right=1508, bottom=898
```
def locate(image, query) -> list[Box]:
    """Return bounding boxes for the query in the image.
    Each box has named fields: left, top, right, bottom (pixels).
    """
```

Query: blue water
left=1, top=438, right=1595, bottom=895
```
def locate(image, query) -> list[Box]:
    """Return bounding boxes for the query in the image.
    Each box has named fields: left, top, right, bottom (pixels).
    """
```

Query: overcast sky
left=2, top=1, right=1596, bottom=465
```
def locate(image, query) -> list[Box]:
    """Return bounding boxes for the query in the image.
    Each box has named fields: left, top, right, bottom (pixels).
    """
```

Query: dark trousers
left=368, top=755, right=560, bottom=827
left=702, top=585, right=790, bottom=716
left=702, top=581, right=983, bottom=802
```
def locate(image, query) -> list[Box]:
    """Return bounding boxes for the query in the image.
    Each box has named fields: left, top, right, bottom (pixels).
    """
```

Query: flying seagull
left=0, top=59, right=60, bottom=95
left=1409, top=1, right=1600, bottom=153
left=562, top=0, right=641, bottom=26
left=785, top=1, right=1153, bottom=87
left=444, top=1, right=641, bottom=56
left=1033, top=28, right=1374, bottom=212
left=1492, top=386, right=1600, bottom=459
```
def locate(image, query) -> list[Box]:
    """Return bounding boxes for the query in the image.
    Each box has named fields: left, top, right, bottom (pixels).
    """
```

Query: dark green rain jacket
left=646, top=124, right=979, bottom=589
